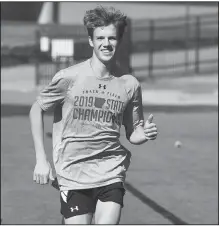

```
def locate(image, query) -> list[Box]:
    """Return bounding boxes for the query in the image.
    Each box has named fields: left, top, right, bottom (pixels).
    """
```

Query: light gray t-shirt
left=37, top=59, right=144, bottom=191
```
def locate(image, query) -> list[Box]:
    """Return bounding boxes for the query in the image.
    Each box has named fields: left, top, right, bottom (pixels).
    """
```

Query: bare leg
left=94, top=200, right=122, bottom=224
left=64, top=213, right=93, bottom=225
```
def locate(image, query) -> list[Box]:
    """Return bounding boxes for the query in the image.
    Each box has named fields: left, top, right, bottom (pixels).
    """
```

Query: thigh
left=95, top=200, right=122, bottom=224
left=94, top=182, right=125, bottom=224
left=60, top=189, right=95, bottom=224
left=64, top=213, right=93, bottom=225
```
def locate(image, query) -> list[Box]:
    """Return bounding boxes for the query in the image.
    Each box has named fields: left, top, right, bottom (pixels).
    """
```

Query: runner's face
left=89, top=24, right=119, bottom=63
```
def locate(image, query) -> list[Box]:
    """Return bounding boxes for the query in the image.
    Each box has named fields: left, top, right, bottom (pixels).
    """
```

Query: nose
left=103, top=38, right=110, bottom=46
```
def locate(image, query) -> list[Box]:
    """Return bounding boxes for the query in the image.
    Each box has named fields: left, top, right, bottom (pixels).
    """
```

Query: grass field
left=1, top=109, right=218, bottom=224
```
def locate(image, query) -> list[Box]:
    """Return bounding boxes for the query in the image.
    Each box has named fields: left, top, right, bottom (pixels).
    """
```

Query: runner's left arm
left=123, top=84, right=157, bottom=145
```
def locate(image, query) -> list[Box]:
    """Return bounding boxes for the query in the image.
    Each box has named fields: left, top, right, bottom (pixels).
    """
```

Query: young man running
left=30, top=6, right=158, bottom=225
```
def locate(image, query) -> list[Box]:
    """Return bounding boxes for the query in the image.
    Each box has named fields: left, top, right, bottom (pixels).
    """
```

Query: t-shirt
left=37, top=59, right=144, bottom=191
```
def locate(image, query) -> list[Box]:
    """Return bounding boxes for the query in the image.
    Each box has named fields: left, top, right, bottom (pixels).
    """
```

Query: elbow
left=130, top=141, right=143, bottom=145
left=126, top=133, right=136, bottom=144
left=129, top=137, right=147, bottom=145
left=128, top=127, right=147, bottom=145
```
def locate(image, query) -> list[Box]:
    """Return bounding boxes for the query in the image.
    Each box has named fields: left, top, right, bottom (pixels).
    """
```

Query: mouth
left=101, top=49, right=113, bottom=55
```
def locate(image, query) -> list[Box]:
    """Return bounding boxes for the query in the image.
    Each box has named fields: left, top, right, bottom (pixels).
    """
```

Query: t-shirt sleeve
left=122, top=84, right=144, bottom=139
left=36, top=70, right=70, bottom=111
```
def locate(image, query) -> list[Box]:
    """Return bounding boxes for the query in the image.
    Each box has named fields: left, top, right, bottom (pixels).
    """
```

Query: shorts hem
left=62, top=211, right=94, bottom=219
left=59, top=178, right=124, bottom=191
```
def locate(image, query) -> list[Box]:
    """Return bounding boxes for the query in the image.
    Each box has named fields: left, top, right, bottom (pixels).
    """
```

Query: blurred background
left=1, top=1, right=219, bottom=225
left=1, top=1, right=218, bottom=82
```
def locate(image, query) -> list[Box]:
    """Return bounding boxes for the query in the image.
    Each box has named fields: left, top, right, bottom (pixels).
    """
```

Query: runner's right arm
left=29, top=101, right=54, bottom=184
left=29, top=70, right=70, bottom=185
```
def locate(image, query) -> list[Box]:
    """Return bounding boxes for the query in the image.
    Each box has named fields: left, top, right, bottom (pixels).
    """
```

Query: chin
left=101, top=58, right=112, bottom=63
left=100, top=55, right=114, bottom=63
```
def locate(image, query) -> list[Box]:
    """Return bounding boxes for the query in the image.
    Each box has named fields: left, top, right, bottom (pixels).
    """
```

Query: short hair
left=83, top=6, right=127, bottom=40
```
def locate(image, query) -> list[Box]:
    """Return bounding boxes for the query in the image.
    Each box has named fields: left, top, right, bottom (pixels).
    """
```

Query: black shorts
left=60, top=182, right=125, bottom=219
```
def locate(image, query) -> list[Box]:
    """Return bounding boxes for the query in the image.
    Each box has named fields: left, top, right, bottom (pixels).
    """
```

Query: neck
left=90, top=54, right=116, bottom=78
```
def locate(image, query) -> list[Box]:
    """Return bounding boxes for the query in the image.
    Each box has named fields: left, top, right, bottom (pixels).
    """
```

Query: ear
left=118, top=37, right=122, bottom=45
left=88, top=36, right=94, bottom=48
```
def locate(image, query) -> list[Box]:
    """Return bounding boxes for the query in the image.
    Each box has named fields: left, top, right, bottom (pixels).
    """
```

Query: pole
left=53, top=2, right=59, bottom=24
left=185, top=3, right=190, bottom=72
left=149, top=20, right=154, bottom=78
left=195, top=16, right=200, bottom=74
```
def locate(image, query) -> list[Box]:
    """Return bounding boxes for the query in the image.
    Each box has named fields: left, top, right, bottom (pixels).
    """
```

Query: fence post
left=53, top=2, right=59, bottom=24
left=185, top=5, right=190, bottom=72
left=195, top=16, right=200, bottom=74
left=148, top=20, right=154, bottom=78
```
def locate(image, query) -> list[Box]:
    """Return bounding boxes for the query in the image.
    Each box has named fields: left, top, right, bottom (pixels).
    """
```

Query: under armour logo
left=70, top=206, right=79, bottom=212
left=99, top=84, right=106, bottom=89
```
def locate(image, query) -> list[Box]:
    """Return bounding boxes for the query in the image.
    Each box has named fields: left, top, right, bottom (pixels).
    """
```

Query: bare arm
left=29, top=101, right=46, bottom=161
left=30, top=71, right=69, bottom=185
left=29, top=101, right=54, bottom=184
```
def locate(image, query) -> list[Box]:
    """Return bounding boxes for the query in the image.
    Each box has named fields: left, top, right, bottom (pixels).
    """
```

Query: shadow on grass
left=125, top=182, right=188, bottom=225
left=1, top=104, right=217, bottom=118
